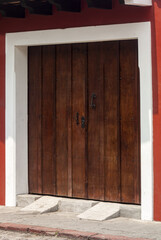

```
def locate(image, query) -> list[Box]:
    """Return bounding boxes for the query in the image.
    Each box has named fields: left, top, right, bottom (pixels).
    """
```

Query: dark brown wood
left=86, top=0, right=112, bottom=9
left=28, top=46, right=42, bottom=194
left=0, top=4, right=25, bottom=18
left=0, top=0, right=53, bottom=18
left=87, top=42, right=105, bottom=200
left=120, top=40, right=140, bottom=204
left=72, top=43, right=87, bottom=198
left=67, top=46, right=72, bottom=197
left=55, top=44, right=71, bottom=196
left=42, top=46, right=56, bottom=195
left=52, top=0, right=81, bottom=12
left=103, top=41, right=121, bottom=202
left=28, top=41, right=140, bottom=204
left=99, top=43, right=105, bottom=201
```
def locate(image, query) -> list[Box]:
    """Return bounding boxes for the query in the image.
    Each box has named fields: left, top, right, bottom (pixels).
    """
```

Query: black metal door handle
left=90, top=93, right=96, bottom=109
left=81, top=116, right=85, bottom=129
left=76, top=112, right=79, bottom=125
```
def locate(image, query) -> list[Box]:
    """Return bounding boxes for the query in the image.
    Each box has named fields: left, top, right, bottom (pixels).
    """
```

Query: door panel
left=103, top=42, right=120, bottom=202
left=28, top=40, right=140, bottom=204
left=72, top=44, right=87, bottom=198
left=120, top=40, right=140, bottom=204
left=28, top=46, right=42, bottom=194
left=42, top=46, right=56, bottom=195
left=56, top=44, right=71, bottom=196
left=88, top=42, right=105, bottom=200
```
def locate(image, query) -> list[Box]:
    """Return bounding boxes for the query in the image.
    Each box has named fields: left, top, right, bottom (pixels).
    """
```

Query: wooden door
left=28, top=40, right=140, bottom=204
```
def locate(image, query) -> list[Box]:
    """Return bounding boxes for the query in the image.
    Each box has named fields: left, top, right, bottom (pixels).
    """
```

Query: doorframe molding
left=5, top=22, right=153, bottom=220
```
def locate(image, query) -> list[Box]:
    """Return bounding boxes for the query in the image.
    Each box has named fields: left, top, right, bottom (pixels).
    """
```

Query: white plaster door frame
left=5, top=22, right=153, bottom=220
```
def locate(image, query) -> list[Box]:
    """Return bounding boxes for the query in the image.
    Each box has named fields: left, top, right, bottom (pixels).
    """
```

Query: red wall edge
left=0, top=34, right=5, bottom=205
left=153, top=0, right=161, bottom=221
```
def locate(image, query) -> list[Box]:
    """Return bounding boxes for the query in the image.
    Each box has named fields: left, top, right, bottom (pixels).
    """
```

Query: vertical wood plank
left=99, top=44, right=105, bottom=201
left=68, top=46, right=72, bottom=197
left=87, top=42, right=105, bottom=200
left=72, top=43, right=87, bottom=198
left=42, top=46, right=56, bottom=195
left=28, top=46, right=42, bottom=194
left=120, top=40, right=140, bottom=204
left=56, top=44, right=71, bottom=196
left=104, top=41, right=121, bottom=202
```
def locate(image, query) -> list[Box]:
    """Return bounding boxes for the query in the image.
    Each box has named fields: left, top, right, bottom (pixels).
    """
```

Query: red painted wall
left=153, top=0, right=161, bottom=221
left=0, top=34, right=5, bottom=205
left=0, top=0, right=153, bottom=33
left=0, top=0, right=160, bottom=221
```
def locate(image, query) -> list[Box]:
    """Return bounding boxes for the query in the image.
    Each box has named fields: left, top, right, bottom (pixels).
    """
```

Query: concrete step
left=17, top=194, right=41, bottom=207
left=21, top=196, right=59, bottom=214
left=120, top=204, right=141, bottom=219
left=78, top=202, right=120, bottom=221
left=58, top=198, right=98, bottom=213
left=17, top=195, right=98, bottom=214
left=77, top=202, right=141, bottom=221
left=17, top=195, right=141, bottom=219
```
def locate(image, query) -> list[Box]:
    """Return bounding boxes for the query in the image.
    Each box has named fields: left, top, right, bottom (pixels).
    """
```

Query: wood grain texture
left=28, top=46, right=42, bottom=194
left=72, top=43, right=87, bottom=198
left=55, top=44, right=71, bottom=196
left=120, top=40, right=140, bottom=204
left=87, top=42, right=105, bottom=200
left=103, top=41, right=120, bottom=202
left=28, top=41, right=140, bottom=204
left=42, top=46, right=56, bottom=195
left=67, top=46, right=72, bottom=197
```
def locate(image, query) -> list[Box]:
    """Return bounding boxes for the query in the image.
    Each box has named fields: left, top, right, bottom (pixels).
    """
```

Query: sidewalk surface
left=0, top=206, right=160, bottom=240
left=0, top=229, right=68, bottom=240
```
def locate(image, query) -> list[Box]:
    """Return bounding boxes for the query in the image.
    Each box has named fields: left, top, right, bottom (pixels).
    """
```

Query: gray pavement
left=0, top=230, right=68, bottom=239
left=0, top=206, right=160, bottom=239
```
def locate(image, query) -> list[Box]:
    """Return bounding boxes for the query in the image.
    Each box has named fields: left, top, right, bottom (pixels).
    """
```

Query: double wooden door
left=28, top=40, right=140, bottom=204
